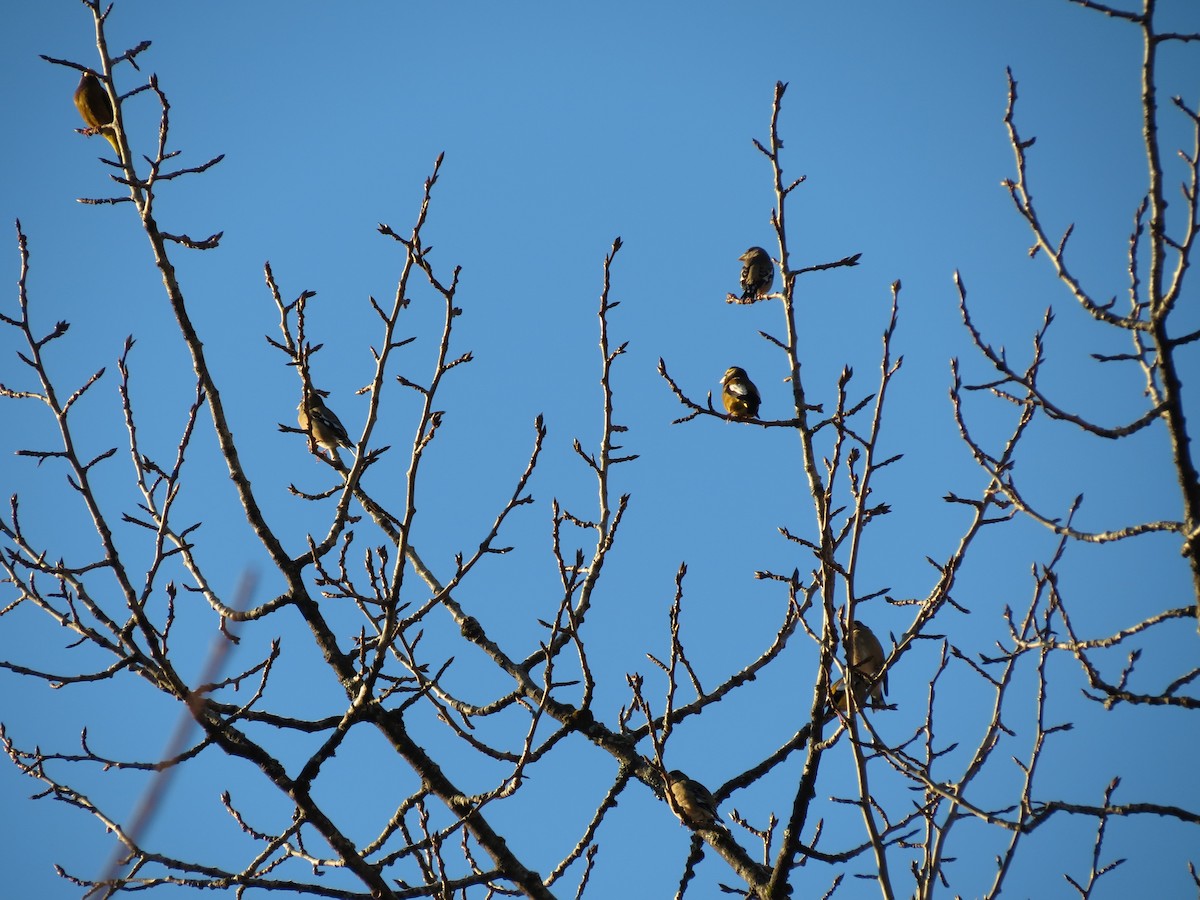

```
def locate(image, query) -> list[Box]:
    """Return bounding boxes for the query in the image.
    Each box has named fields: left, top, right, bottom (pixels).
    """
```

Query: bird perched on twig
left=738, top=246, right=774, bottom=302
left=721, top=366, right=761, bottom=419
left=829, top=619, right=888, bottom=713
left=298, top=391, right=353, bottom=459
left=667, top=770, right=719, bottom=828
left=73, top=71, right=120, bottom=156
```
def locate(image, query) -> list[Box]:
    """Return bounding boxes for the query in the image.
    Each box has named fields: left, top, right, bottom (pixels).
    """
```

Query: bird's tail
left=100, top=125, right=121, bottom=158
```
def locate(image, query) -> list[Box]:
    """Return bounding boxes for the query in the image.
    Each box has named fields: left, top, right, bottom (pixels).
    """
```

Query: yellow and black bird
left=73, top=71, right=120, bottom=156
left=298, top=391, right=353, bottom=459
left=721, top=366, right=761, bottom=419
left=667, top=770, right=719, bottom=828
left=829, top=619, right=888, bottom=713
left=739, top=246, right=774, bottom=302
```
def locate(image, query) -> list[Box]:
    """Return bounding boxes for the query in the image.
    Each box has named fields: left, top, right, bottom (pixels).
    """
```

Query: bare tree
left=2, top=1, right=1196, bottom=898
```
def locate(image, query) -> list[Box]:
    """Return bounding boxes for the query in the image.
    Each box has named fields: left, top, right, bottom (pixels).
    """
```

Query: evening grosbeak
left=667, top=770, right=719, bottom=828
left=297, top=391, right=353, bottom=458
left=73, top=71, right=120, bottom=156
left=721, top=366, right=761, bottom=419
left=829, top=619, right=888, bottom=713
left=739, top=246, right=774, bottom=301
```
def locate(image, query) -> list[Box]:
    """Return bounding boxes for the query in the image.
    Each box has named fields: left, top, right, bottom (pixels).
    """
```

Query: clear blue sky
left=2, top=1, right=1197, bottom=897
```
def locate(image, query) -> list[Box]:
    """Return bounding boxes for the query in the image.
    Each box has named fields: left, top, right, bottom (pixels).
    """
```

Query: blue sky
left=2, top=1, right=1198, bottom=897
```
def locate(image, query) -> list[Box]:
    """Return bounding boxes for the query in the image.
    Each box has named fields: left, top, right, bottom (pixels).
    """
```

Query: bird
left=73, top=71, right=121, bottom=156
left=829, top=619, right=887, bottom=714
left=667, top=770, right=719, bottom=828
left=739, top=247, right=774, bottom=302
left=721, top=366, right=761, bottom=419
left=297, top=391, right=353, bottom=458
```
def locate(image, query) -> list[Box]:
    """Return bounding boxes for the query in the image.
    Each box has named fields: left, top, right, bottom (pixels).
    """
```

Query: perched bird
left=739, top=246, right=774, bottom=302
left=297, top=391, right=353, bottom=458
left=829, top=619, right=888, bottom=713
left=667, top=770, right=719, bottom=828
left=721, top=366, right=761, bottom=419
left=73, top=71, right=120, bottom=156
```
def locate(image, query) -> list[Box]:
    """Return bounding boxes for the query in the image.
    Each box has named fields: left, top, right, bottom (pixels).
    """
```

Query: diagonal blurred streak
left=89, top=569, right=258, bottom=899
